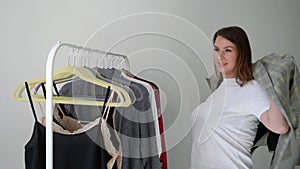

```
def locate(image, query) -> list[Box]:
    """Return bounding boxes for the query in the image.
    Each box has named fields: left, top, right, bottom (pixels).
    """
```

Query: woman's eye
left=225, top=49, right=232, bottom=52
left=213, top=48, right=219, bottom=52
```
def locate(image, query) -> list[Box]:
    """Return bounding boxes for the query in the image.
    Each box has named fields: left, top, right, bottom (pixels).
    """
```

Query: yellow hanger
left=13, top=67, right=78, bottom=101
left=12, top=65, right=132, bottom=107
left=88, top=67, right=136, bottom=104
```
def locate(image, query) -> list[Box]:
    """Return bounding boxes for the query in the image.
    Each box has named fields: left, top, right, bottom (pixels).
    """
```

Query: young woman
left=189, top=26, right=289, bottom=169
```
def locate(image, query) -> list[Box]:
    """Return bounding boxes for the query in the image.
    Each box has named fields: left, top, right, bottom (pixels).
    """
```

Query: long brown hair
left=213, top=26, right=253, bottom=86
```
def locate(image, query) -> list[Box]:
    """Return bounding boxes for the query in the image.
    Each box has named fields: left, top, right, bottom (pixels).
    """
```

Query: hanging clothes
left=122, top=70, right=168, bottom=169
left=13, top=42, right=167, bottom=169
left=24, top=82, right=120, bottom=169
left=55, top=68, right=162, bottom=169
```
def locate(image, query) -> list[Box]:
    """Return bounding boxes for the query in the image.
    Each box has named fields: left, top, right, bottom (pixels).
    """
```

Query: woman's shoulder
left=245, top=79, right=269, bottom=97
left=246, top=79, right=260, bottom=87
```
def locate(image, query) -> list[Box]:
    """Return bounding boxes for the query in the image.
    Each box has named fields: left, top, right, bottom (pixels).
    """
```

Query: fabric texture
left=205, top=53, right=300, bottom=169
left=122, top=70, right=168, bottom=169
left=24, top=83, right=118, bottom=169
left=58, top=68, right=161, bottom=169
left=253, top=53, right=300, bottom=169
left=190, top=78, right=270, bottom=169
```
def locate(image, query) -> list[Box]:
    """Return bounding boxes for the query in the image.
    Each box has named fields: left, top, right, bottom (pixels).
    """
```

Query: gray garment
left=58, top=79, right=105, bottom=121
left=253, top=54, right=300, bottom=169
left=58, top=68, right=161, bottom=169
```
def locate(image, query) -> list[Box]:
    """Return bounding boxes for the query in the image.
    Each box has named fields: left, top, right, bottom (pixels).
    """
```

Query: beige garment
left=53, top=104, right=83, bottom=133
left=40, top=115, right=101, bottom=135
left=39, top=89, right=123, bottom=168
left=40, top=104, right=102, bottom=135
left=101, top=91, right=122, bottom=169
left=113, top=108, right=122, bottom=169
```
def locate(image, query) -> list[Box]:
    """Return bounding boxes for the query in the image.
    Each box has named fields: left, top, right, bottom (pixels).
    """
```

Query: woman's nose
left=218, top=51, right=225, bottom=59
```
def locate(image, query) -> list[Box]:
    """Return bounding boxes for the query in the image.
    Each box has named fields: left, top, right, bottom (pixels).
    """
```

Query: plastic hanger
left=12, top=65, right=132, bottom=107
left=87, top=67, right=136, bottom=104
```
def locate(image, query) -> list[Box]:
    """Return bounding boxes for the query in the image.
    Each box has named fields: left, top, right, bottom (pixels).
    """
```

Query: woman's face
left=213, top=36, right=238, bottom=78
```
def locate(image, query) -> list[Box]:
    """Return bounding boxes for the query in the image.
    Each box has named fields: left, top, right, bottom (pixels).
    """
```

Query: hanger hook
left=67, top=48, right=75, bottom=66
left=112, top=55, right=119, bottom=69
left=81, top=50, right=87, bottom=67
left=108, top=54, right=113, bottom=69
left=97, top=52, right=105, bottom=68
left=113, top=57, right=124, bottom=70
left=86, top=51, right=90, bottom=67
left=73, top=48, right=79, bottom=66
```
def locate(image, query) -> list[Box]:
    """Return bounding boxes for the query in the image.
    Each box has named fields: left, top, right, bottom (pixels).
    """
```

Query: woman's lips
left=218, top=62, right=227, bottom=67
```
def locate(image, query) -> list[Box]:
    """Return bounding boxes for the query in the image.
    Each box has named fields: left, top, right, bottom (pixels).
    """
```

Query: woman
left=189, top=26, right=289, bottom=169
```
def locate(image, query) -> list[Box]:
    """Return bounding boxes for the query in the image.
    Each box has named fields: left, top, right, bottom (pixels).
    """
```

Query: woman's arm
left=260, top=100, right=289, bottom=134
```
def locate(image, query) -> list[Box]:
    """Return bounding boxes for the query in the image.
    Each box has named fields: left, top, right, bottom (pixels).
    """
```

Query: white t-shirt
left=190, top=78, right=270, bottom=169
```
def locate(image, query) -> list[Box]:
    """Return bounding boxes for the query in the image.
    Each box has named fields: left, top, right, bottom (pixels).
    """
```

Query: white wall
left=1, top=0, right=299, bottom=169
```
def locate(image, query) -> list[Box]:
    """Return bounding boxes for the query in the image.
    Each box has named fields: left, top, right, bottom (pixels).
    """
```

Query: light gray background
left=1, top=0, right=299, bottom=169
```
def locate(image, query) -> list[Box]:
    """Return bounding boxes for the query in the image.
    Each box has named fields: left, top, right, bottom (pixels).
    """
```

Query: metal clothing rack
left=45, top=41, right=130, bottom=169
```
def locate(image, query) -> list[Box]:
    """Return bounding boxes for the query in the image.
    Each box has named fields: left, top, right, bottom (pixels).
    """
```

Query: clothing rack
left=45, top=41, right=130, bottom=169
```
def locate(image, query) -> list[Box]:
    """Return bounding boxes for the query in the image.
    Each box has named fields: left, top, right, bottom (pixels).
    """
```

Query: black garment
left=24, top=82, right=117, bottom=169
left=251, top=123, right=279, bottom=153
left=25, top=122, right=115, bottom=169
left=58, top=68, right=161, bottom=169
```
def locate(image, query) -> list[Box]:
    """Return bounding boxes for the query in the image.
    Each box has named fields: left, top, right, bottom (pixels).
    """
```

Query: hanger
left=83, top=49, right=136, bottom=103
left=13, top=44, right=132, bottom=107
left=80, top=49, right=135, bottom=104
left=13, top=42, right=133, bottom=107
left=85, top=67, right=136, bottom=104
left=13, top=64, right=132, bottom=107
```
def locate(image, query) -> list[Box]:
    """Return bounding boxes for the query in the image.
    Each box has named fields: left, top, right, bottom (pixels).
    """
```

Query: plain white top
left=190, top=78, right=270, bottom=169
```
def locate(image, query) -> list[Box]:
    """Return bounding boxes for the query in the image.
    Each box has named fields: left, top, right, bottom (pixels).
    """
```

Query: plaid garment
left=206, top=53, right=300, bottom=169
left=253, top=53, right=300, bottom=169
